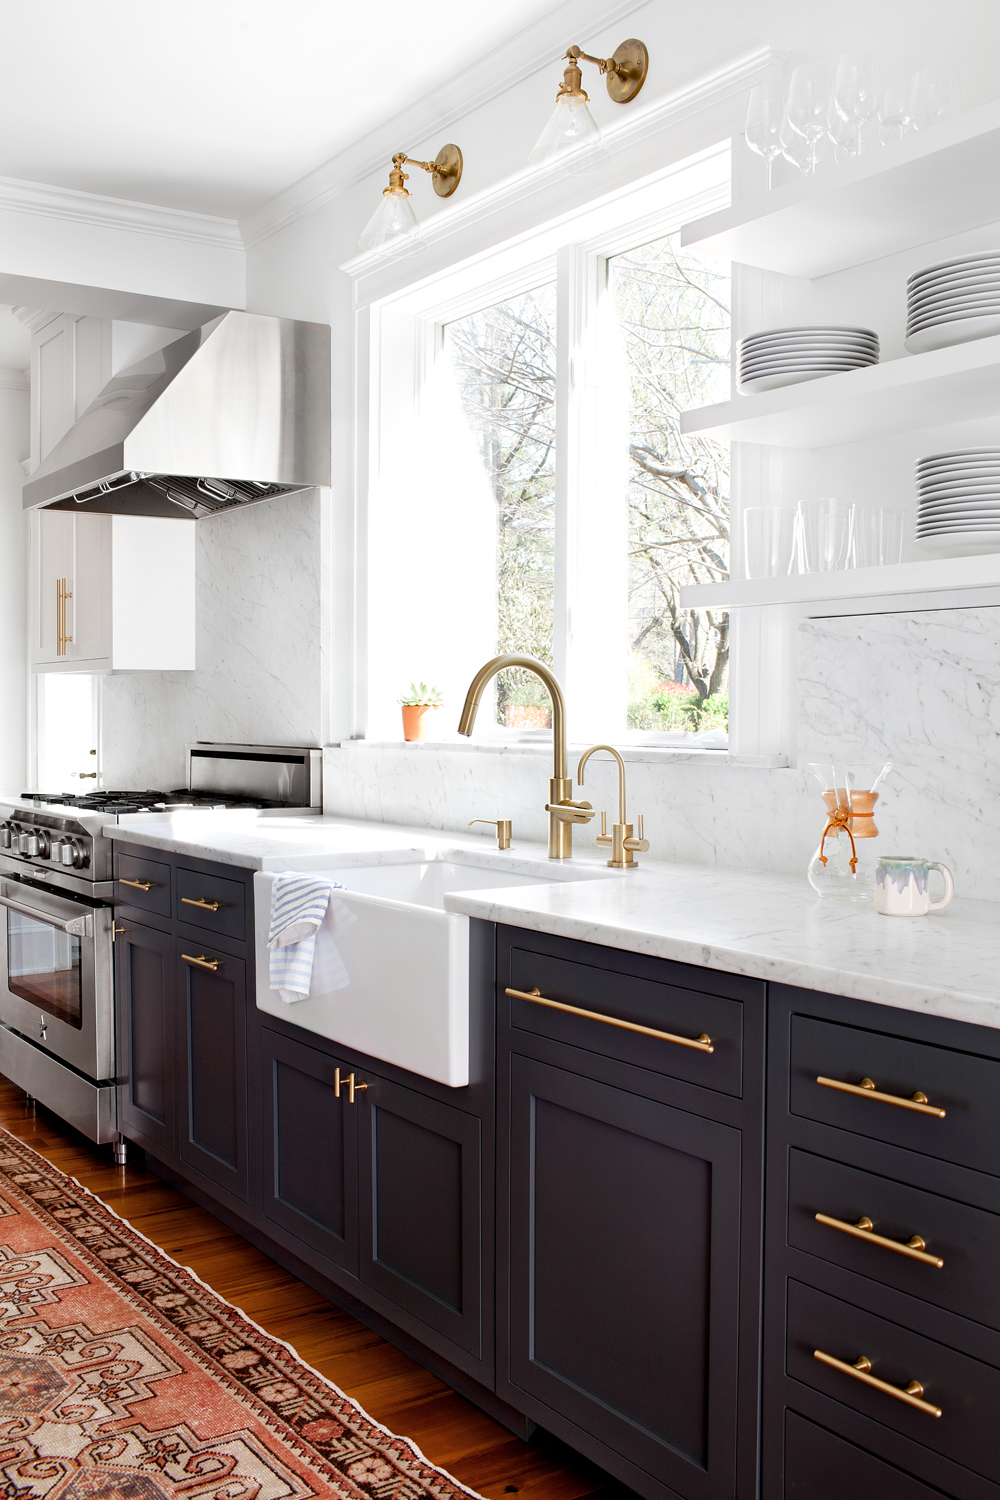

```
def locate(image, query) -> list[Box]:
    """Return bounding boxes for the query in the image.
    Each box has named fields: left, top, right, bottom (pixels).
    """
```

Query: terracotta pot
left=505, top=705, right=551, bottom=729
left=401, top=704, right=439, bottom=742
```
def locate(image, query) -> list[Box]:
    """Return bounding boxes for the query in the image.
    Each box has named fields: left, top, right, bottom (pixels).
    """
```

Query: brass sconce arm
left=557, top=39, right=648, bottom=103
left=390, top=146, right=463, bottom=197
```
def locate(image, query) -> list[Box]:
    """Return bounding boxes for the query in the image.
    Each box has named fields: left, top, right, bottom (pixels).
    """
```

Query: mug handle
left=928, top=862, right=955, bottom=912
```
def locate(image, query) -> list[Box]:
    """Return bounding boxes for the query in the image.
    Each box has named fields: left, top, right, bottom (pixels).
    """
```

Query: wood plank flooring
left=0, top=1080, right=632, bottom=1500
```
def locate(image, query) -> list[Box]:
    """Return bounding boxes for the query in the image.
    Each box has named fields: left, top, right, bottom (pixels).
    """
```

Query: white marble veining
left=101, top=489, right=325, bottom=789
left=109, top=808, right=1000, bottom=1031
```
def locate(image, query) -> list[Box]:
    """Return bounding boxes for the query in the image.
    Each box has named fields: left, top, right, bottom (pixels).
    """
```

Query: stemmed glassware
left=913, top=65, right=961, bottom=129
left=786, top=66, right=831, bottom=176
left=832, top=52, right=878, bottom=155
left=744, top=84, right=784, bottom=190
left=878, top=61, right=917, bottom=143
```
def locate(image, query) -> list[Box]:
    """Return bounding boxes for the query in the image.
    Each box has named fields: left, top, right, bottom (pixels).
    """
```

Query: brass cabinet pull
left=505, top=986, right=713, bottom=1052
left=816, top=1075, right=946, bottom=1118
left=815, top=1212, right=944, bottom=1268
left=334, top=1068, right=368, bottom=1104
left=813, top=1349, right=942, bottom=1417
left=56, top=577, right=73, bottom=656
left=119, top=878, right=154, bottom=892
left=181, top=896, right=221, bottom=912
left=181, top=953, right=221, bottom=972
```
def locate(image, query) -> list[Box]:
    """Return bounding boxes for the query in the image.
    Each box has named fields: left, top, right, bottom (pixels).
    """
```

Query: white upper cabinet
left=26, top=311, right=196, bottom=673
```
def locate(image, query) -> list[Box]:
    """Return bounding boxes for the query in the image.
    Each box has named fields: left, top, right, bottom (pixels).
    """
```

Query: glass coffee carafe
left=807, top=761, right=892, bottom=901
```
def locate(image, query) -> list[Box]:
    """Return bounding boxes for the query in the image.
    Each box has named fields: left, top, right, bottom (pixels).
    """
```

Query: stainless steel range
left=0, top=743, right=322, bottom=1157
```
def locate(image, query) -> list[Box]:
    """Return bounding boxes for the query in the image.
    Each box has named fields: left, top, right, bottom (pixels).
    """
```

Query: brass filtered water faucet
left=457, top=654, right=595, bottom=858
left=577, top=743, right=650, bottom=868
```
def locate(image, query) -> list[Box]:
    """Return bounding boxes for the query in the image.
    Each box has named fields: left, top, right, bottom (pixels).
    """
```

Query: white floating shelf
left=680, top=554, right=1000, bottom=611
left=681, top=333, right=1000, bottom=449
left=681, top=100, right=1000, bottom=278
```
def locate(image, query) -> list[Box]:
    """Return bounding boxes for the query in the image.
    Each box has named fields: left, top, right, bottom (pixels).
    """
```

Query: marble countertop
left=107, top=811, right=1000, bottom=1030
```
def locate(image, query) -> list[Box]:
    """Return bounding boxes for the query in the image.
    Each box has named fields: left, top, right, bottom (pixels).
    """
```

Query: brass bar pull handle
left=119, top=878, right=154, bottom=892
left=181, top=953, right=221, bottom=972
left=813, top=1350, right=942, bottom=1417
left=815, top=1212, right=944, bottom=1268
left=816, top=1075, right=946, bottom=1118
left=56, top=578, right=63, bottom=656
left=505, top=986, right=713, bottom=1052
left=181, top=896, right=221, bottom=912
left=334, top=1068, right=369, bottom=1103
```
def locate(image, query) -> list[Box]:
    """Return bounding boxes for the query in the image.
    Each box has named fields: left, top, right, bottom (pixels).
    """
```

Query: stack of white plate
left=915, top=448, right=1000, bottom=556
left=906, top=252, right=1000, bottom=354
left=736, top=326, right=879, bottom=394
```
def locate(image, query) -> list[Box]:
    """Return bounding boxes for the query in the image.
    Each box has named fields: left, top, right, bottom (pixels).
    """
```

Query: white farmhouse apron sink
left=254, top=854, right=611, bottom=1087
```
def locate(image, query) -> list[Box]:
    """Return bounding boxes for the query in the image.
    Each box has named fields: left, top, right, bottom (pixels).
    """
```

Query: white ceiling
left=0, top=0, right=567, bottom=220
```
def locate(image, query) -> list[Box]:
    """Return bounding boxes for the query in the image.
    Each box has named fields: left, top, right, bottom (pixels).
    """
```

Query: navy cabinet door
left=358, top=1073, right=483, bottom=1359
left=506, top=1054, right=741, bottom=1500
left=175, top=941, right=249, bottom=1202
left=115, top=922, right=175, bottom=1156
left=259, top=1027, right=359, bottom=1278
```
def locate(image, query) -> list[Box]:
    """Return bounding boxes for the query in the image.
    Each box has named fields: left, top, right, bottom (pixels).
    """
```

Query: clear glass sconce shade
left=358, top=187, right=424, bottom=253
left=528, top=92, right=611, bottom=172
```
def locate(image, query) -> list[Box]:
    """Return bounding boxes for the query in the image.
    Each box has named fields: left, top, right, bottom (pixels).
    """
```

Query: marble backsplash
left=323, top=605, right=1000, bottom=902
left=101, top=488, right=324, bottom=789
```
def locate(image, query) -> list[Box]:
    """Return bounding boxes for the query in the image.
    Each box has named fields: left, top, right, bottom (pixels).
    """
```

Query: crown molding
left=239, top=0, right=649, bottom=248
left=0, top=366, right=29, bottom=391
left=0, top=175, right=241, bottom=250
left=340, top=44, right=783, bottom=285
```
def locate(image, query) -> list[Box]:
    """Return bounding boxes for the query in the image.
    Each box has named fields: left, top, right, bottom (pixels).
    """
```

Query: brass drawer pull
left=815, top=1212, right=944, bottom=1268
left=181, top=896, right=221, bottom=912
left=505, top=986, right=713, bottom=1053
left=334, top=1068, right=368, bottom=1104
left=181, top=953, right=221, bottom=972
left=813, top=1349, right=942, bottom=1417
left=816, top=1075, right=946, bottom=1118
left=120, top=878, right=154, bottom=892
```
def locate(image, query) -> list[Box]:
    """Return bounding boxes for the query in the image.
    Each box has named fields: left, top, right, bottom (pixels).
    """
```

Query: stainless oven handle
left=0, top=893, right=93, bottom=937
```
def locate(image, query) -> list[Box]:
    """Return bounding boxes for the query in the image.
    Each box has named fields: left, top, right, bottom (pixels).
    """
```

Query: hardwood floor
left=0, top=1079, right=631, bottom=1500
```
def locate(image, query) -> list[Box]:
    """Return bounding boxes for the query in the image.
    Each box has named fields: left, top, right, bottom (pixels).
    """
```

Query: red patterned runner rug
left=0, top=1129, right=484, bottom=1500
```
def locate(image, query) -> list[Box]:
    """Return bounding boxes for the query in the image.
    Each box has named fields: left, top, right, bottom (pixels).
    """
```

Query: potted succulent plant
left=400, top=682, right=444, bottom=742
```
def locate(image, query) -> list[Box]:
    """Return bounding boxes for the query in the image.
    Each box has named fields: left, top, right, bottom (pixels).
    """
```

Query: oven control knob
left=60, top=839, right=87, bottom=869
left=25, top=833, right=39, bottom=856
left=0, top=822, right=11, bottom=848
left=60, top=842, right=76, bottom=866
left=49, top=838, right=63, bottom=862
left=16, top=831, right=30, bottom=855
left=35, top=831, right=51, bottom=858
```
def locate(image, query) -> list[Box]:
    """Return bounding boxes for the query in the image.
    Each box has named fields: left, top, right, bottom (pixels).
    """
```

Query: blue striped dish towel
left=267, top=873, right=356, bottom=1004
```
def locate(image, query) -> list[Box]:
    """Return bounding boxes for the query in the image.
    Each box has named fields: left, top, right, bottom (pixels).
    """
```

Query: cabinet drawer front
left=787, top=1278, right=1000, bottom=1484
left=507, top=945, right=742, bottom=1096
left=789, top=1015, right=1000, bottom=1175
left=789, top=1149, right=1000, bottom=1331
left=117, top=853, right=171, bottom=917
left=176, top=866, right=246, bottom=940
left=784, top=1410, right=956, bottom=1500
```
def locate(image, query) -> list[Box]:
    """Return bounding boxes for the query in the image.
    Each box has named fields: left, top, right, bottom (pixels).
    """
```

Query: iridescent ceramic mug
left=874, top=856, right=954, bottom=917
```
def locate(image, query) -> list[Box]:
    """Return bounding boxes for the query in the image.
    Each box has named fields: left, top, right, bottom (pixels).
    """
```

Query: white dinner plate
left=916, top=534, right=1000, bottom=556
left=908, top=269, right=1000, bottom=299
left=918, top=446, right=1000, bottom=461
left=740, top=336, right=877, bottom=353
left=917, top=468, right=1000, bottom=485
left=741, top=324, right=877, bottom=338
left=737, top=369, right=851, bottom=394
left=917, top=514, right=1000, bottom=527
left=909, top=251, right=1000, bottom=282
left=908, top=275, right=1000, bottom=306
left=917, top=496, right=1000, bottom=510
left=917, top=507, right=1000, bottom=521
left=905, top=315, right=1000, bottom=353
left=917, top=453, right=1000, bottom=468
left=738, top=358, right=875, bottom=376
left=738, top=351, right=875, bottom=368
left=907, top=294, right=1000, bottom=321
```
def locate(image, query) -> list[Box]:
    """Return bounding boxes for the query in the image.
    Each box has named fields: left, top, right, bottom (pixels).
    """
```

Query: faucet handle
left=596, top=809, right=613, bottom=848
left=545, top=798, right=595, bottom=825
left=468, top=818, right=513, bottom=850
left=623, top=814, right=650, bottom=854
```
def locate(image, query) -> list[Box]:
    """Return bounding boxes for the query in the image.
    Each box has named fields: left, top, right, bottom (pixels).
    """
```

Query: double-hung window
left=359, top=144, right=732, bottom=749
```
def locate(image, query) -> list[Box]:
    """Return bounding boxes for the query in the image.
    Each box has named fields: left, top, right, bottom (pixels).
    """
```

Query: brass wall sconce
left=357, top=144, right=464, bottom=253
left=529, top=39, right=649, bottom=171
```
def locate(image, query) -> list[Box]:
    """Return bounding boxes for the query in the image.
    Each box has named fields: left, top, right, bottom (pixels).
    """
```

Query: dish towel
left=267, top=873, right=356, bottom=1004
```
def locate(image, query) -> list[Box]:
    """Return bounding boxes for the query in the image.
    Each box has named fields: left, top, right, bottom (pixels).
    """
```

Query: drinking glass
left=786, top=65, right=831, bottom=175
left=827, top=102, right=859, bottom=165
left=797, top=498, right=853, bottom=571
left=878, top=61, right=917, bottom=143
left=852, top=506, right=905, bottom=566
left=744, top=507, right=797, bottom=579
left=745, top=84, right=784, bottom=190
left=833, top=53, right=879, bottom=155
left=913, top=65, right=961, bottom=129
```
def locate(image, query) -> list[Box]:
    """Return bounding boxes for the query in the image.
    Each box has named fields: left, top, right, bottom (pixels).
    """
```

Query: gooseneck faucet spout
left=457, top=654, right=594, bottom=858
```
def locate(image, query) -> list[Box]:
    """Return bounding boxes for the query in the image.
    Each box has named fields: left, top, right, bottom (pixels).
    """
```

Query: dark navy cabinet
left=115, top=920, right=174, bottom=1155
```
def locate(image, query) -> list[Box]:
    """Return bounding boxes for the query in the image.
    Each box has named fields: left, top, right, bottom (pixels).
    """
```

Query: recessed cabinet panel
left=176, top=943, right=248, bottom=1200
left=117, top=853, right=172, bottom=919
left=507, top=1054, right=741, bottom=1499
left=358, top=1075, right=483, bottom=1357
left=176, top=866, right=246, bottom=940
left=789, top=1014, right=1000, bottom=1176
left=784, top=1411, right=952, bottom=1500
left=115, top=922, right=174, bottom=1155
left=260, top=1028, right=359, bottom=1277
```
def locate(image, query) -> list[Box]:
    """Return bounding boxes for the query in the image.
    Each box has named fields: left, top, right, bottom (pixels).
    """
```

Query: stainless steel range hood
left=23, top=311, right=331, bottom=519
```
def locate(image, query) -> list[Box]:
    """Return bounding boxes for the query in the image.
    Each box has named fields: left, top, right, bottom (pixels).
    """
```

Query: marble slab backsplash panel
left=324, top=604, right=1000, bottom=901
left=101, top=489, right=324, bottom=789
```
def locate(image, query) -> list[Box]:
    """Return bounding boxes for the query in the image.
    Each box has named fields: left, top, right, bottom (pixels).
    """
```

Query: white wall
left=0, top=381, right=29, bottom=791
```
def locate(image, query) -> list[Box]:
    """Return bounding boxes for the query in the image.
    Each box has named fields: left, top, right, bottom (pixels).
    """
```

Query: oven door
left=0, top=877, right=113, bottom=1081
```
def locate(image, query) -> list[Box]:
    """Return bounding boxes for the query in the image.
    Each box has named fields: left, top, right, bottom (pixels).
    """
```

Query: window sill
left=328, top=740, right=788, bottom=769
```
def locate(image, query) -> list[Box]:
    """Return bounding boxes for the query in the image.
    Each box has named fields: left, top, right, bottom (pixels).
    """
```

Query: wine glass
left=913, top=65, right=961, bottom=129
left=745, top=84, right=784, bottom=190
left=780, top=107, right=826, bottom=176
left=878, top=61, right=917, bottom=144
left=827, top=101, right=859, bottom=164
left=786, top=65, right=831, bottom=176
left=833, top=53, right=878, bottom=155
